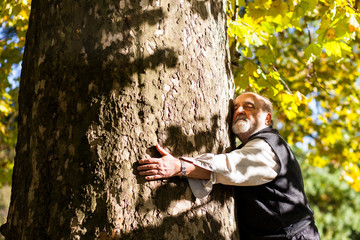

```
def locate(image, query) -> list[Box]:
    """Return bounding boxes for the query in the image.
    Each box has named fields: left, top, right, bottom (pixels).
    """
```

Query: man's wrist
left=180, top=160, right=187, bottom=178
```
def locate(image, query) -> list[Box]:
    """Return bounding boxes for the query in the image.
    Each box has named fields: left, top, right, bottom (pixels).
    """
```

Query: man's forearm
left=182, top=160, right=211, bottom=180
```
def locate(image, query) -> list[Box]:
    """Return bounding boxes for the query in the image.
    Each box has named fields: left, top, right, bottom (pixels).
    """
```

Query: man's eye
left=245, top=104, right=254, bottom=110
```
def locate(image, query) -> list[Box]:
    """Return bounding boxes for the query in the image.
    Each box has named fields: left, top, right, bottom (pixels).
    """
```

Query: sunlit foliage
left=227, top=0, right=360, bottom=192
left=0, top=0, right=30, bottom=185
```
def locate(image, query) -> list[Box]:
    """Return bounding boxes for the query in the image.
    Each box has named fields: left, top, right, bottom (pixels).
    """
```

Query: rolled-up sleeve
left=181, top=138, right=279, bottom=198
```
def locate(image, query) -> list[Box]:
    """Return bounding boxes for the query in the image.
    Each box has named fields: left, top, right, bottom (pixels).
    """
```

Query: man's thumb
left=156, top=144, right=169, bottom=156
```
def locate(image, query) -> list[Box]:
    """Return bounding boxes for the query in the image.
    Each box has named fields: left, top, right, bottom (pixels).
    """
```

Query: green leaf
left=238, top=0, right=246, bottom=8
left=304, top=43, right=322, bottom=64
left=256, top=48, right=275, bottom=65
left=261, top=21, right=275, bottom=34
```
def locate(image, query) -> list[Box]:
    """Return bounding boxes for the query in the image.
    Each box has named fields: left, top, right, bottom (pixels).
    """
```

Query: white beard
left=232, top=118, right=251, bottom=135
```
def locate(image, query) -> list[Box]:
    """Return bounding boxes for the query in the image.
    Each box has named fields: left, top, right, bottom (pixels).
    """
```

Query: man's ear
left=265, top=113, right=272, bottom=126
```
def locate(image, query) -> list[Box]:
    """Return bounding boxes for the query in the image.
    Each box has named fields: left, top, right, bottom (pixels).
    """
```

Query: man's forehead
left=234, top=93, right=259, bottom=105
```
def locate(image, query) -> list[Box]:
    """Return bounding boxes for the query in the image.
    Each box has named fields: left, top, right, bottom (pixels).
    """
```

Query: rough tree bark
left=2, top=0, right=238, bottom=239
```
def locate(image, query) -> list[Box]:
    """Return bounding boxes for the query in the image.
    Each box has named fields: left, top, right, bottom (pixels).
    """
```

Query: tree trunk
left=3, top=0, right=237, bottom=239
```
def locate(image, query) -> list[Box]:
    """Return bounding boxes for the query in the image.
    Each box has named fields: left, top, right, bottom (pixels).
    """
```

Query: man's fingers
left=139, top=158, right=158, bottom=164
left=137, top=164, right=157, bottom=171
left=138, top=168, right=164, bottom=180
left=156, top=144, right=169, bottom=156
left=145, top=175, right=162, bottom=180
left=138, top=169, right=158, bottom=176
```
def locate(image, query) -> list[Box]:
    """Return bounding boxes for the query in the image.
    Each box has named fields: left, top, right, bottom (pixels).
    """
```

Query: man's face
left=232, top=93, right=269, bottom=137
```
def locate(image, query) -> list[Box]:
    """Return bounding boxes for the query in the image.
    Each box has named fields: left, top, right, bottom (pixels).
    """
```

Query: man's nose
left=233, top=107, right=245, bottom=120
left=235, top=106, right=245, bottom=113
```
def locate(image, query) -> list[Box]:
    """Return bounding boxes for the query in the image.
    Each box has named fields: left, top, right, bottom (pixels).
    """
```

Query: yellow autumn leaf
left=276, top=92, right=300, bottom=119
left=336, top=0, right=350, bottom=7
left=0, top=101, right=11, bottom=115
left=324, top=41, right=342, bottom=57
left=339, top=42, right=352, bottom=55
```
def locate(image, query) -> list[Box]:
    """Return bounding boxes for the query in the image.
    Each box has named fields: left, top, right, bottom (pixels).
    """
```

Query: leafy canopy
left=227, top=0, right=360, bottom=192
left=0, top=0, right=30, bottom=185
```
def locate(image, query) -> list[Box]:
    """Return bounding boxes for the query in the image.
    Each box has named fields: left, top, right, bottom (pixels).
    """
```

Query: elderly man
left=137, top=92, right=319, bottom=240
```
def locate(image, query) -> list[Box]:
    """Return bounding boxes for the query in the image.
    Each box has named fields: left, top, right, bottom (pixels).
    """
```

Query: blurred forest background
left=1, top=0, right=360, bottom=239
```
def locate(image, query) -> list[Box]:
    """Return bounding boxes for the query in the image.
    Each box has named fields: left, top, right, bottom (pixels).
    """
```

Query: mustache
left=234, top=114, right=248, bottom=122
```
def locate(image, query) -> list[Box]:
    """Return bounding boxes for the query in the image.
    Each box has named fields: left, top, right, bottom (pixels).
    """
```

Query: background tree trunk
left=3, top=0, right=237, bottom=239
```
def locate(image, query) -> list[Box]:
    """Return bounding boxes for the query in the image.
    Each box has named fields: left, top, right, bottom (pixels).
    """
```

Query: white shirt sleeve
left=181, top=138, right=279, bottom=199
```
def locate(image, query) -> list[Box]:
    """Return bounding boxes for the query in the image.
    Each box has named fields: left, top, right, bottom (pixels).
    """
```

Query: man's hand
left=137, top=144, right=181, bottom=180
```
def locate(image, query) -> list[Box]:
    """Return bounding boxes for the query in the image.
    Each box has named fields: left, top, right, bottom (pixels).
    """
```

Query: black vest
left=235, top=126, right=314, bottom=239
